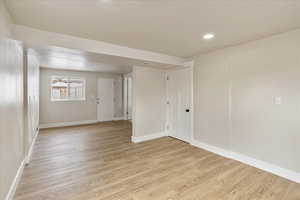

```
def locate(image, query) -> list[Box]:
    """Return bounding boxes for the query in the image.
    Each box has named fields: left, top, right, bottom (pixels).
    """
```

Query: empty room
left=1, top=0, right=300, bottom=200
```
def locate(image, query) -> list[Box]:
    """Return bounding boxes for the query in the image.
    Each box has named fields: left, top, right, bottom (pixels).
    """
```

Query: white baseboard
left=5, top=159, right=25, bottom=200
left=191, top=139, right=300, bottom=184
left=113, top=116, right=125, bottom=121
left=5, top=130, right=41, bottom=199
left=132, top=131, right=167, bottom=143
left=25, top=130, right=39, bottom=164
left=39, top=120, right=98, bottom=129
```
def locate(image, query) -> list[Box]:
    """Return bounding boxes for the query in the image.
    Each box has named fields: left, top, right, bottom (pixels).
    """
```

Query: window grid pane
left=51, top=76, right=85, bottom=101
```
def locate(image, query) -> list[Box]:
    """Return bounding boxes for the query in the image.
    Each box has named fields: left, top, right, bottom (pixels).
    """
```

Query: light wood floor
left=15, top=121, right=300, bottom=200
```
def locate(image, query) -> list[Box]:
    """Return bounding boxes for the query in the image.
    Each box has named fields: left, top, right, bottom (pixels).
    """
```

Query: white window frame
left=50, top=76, right=86, bottom=102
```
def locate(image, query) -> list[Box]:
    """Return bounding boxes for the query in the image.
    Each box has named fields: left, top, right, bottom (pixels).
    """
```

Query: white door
left=167, top=67, right=192, bottom=143
left=127, top=77, right=133, bottom=119
left=97, top=78, right=114, bottom=122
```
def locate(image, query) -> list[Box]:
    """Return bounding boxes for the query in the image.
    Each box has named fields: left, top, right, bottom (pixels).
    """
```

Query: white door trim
left=123, top=73, right=133, bottom=120
left=187, top=61, right=195, bottom=143
left=123, top=76, right=128, bottom=120
left=132, top=67, right=137, bottom=138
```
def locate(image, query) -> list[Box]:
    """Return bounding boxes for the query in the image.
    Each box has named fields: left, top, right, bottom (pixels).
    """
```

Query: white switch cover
left=274, top=97, right=282, bottom=105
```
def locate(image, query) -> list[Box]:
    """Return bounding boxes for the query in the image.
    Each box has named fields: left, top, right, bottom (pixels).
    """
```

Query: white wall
left=123, top=73, right=133, bottom=120
left=114, top=76, right=124, bottom=119
left=24, top=50, right=40, bottom=163
left=194, top=29, right=300, bottom=173
left=39, top=68, right=123, bottom=125
left=0, top=1, right=25, bottom=199
left=133, top=66, right=167, bottom=137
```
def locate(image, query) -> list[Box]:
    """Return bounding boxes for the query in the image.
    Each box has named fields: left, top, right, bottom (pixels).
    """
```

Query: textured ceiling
left=6, top=0, right=300, bottom=57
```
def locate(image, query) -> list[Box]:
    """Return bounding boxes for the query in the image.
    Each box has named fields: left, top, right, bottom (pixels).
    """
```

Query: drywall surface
left=0, top=1, right=24, bottom=199
left=24, top=50, right=40, bottom=156
left=13, top=25, right=186, bottom=66
left=194, top=29, right=300, bottom=172
left=39, top=68, right=123, bottom=124
left=114, top=76, right=124, bottom=118
left=0, top=0, right=13, bottom=38
left=133, top=66, right=167, bottom=137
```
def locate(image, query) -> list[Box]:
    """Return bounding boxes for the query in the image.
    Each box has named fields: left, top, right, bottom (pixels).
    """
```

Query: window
left=51, top=76, right=86, bottom=101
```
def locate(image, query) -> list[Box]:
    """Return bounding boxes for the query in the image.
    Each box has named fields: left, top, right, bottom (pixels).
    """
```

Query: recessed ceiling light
left=203, top=33, right=215, bottom=40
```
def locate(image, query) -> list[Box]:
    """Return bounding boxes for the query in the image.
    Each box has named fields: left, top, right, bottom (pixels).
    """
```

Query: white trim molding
left=25, top=130, right=39, bottom=164
left=191, top=139, right=300, bottom=184
left=5, top=159, right=25, bottom=200
left=132, top=132, right=167, bottom=143
left=39, top=120, right=98, bottom=129
left=6, top=130, right=40, bottom=199
left=113, top=116, right=125, bottom=121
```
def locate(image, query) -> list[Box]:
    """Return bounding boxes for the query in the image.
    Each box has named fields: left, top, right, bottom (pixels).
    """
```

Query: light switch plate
left=274, top=96, right=282, bottom=105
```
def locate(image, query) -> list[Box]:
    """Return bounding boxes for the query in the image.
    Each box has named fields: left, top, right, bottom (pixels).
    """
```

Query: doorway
left=166, top=67, right=193, bottom=143
left=97, top=78, right=114, bottom=122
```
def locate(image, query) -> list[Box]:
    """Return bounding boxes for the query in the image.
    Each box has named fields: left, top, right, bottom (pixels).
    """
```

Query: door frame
left=166, top=61, right=194, bottom=144
left=123, top=73, right=133, bottom=120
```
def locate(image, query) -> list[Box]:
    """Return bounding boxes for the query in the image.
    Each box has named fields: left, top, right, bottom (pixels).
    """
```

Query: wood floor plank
left=14, top=121, right=299, bottom=200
